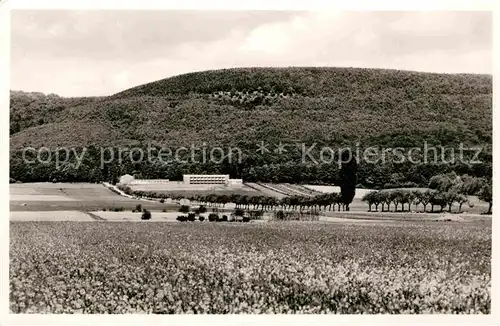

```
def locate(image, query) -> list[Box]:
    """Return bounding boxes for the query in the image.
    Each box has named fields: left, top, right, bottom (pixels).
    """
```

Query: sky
left=11, top=10, right=492, bottom=97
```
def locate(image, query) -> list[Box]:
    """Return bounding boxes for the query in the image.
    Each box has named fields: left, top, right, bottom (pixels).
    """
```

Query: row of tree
left=362, top=189, right=467, bottom=213
left=126, top=185, right=493, bottom=215
left=362, top=173, right=492, bottom=214
left=120, top=185, right=355, bottom=212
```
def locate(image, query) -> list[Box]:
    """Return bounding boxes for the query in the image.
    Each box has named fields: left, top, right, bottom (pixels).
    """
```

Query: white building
left=183, top=174, right=229, bottom=185
left=130, top=179, right=169, bottom=185
left=229, top=179, right=243, bottom=187
left=119, top=173, right=243, bottom=188
left=119, top=174, right=134, bottom=185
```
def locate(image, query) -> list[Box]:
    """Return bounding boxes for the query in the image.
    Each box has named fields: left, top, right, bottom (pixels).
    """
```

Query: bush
left=198, top=205, right=207, bottom=214
left=383, top=181, right=419, bottom=189
left=111, top=207, right=124, bottom=212
left=198, top=215, right=205, bottom=222
left=243, top=217, right=250, bottom=223
left=208, top=213, right=218, bottom=222
left=135, top=204, right=142, bottom=212
left=177, top=215, right=187, bottom=222
left=160, top=198, right=165, bottom=203
left=179, top=205, right=190, bottom=213
left=52, top=178, right=57, bottom=183
left=221, top=215, right=228, bottom=222
left=162, top=208, right=167, bottom=212
left=234, top=208, right=245, bottom=217
left=249, top=210, right=264, bottom=220
left=273, top=211, right=319, bottom=221
left=188, top=213, right=196, bottom=222
left=9, top=178, right=16, bottom=184
left=400, top=181, right=419, bottom=188
left=383, top=183, right=400, bottom=189
left=141, top=209, right=152, bottom=220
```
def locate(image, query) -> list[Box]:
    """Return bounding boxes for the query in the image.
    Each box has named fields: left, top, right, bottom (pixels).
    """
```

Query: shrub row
left=274, top=210, right=320, bottom=221
left=176, top=213, right=250, bottom=223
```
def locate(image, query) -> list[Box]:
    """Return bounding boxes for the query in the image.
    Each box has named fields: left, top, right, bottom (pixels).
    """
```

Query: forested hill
left=9, top=67, right=492, bottom=187
left=114, top=67, right=491, bottom=98
left=10, top=67, right=492, bottom=149
left=10, top=90, right=105, bottom=136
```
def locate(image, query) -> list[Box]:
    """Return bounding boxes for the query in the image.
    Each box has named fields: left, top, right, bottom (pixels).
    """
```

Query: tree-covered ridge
left=10, top=90, right=105, bottom=135
left=10, top=68, right=492, bottom=149
left=113, top=67, right=491, bottom=98
left=9, top=67, right=492, bottom=186
left=10, top=91, right=491, bottom=149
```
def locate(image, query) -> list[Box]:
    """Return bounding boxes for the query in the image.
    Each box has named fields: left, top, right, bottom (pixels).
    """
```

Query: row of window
left=189, top=178, right=227, bottom=180
left=186, top=177, right=228, bottom=180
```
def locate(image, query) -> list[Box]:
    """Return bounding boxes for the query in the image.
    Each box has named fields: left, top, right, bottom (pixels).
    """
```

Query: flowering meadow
left=10, top=221, right=491, bottom=314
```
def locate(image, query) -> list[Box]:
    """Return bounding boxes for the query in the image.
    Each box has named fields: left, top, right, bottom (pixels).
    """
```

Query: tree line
left=362, top=173, right=492, bottom=214
left=9, top=144, right=491, bottom=190
left=120, top=185, right=356, bottom=213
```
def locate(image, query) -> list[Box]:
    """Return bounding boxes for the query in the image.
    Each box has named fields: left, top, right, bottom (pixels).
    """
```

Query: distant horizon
left=11, top=10, right=492, bottom=97
left=10, top=65, right=494, bottom=98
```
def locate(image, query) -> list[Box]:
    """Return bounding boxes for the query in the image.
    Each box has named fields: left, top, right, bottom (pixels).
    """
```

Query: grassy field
left=10, top=220, right=490, bottom=314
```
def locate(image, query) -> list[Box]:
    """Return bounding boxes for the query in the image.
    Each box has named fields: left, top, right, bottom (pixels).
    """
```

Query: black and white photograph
left=4, top=1, right=496, bottom=320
